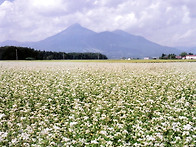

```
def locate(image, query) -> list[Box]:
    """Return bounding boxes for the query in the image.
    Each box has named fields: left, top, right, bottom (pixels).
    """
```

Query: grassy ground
left=1, top=59, right=196, bottom=63
left=66, top=59, right=196, bottom=63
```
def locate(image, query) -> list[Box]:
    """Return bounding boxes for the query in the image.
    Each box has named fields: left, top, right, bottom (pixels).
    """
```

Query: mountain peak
left=67, top=23, right=83, bottom=29
left=70, top=23, right=81, bottom=27
left=113, top=29, right=133, bottom=36
left=58, top=23, right=96, bottom=36
left=113, top=29, right=125, bottom=33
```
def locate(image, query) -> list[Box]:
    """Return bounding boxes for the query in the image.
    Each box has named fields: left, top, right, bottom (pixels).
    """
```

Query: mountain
left=0, top=24, right=181, bottom=58
left=30, top=23, right=98, bottom=53
left=0, top=40, right=22, bottom=46
left=176, top=46, right=196, bottom=54
left=187, top=47, right=196, bottom=54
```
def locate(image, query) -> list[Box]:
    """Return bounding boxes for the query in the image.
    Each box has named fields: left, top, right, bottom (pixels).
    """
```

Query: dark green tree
left=159, top=53, right=168, bottom=59
left=168, top=54, right=176, bottom=59
left=180, top=52, right=187, bottom=57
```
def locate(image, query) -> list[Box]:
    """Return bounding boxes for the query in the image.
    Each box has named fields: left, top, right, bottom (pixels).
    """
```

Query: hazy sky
left=0, top=0, right=196, bottom=47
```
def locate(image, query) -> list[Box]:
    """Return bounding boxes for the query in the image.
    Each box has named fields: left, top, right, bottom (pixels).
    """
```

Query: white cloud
left=0, top=0, right=196, bottom=47
left=30, top=0, right=66, bottom=16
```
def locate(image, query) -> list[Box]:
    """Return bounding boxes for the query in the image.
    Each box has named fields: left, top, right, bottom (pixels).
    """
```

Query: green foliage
left=161, top=53, right=167, bottom=58
left=0, top=46, right=108, bottom=60
left=160, top=52, right=196, bottom=60
left=159, top=53, right=176, bottom=59
left=168, top=54, right=176, bottom=59
left=180, top=52, right=187, bottom=57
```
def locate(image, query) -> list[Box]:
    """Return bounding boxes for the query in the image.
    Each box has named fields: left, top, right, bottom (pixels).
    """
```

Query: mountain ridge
left=0, top=24, right=181, bottom=58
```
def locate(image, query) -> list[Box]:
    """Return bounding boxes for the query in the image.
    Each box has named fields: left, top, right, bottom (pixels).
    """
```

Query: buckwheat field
left=0, top=61, right=195, bottom=146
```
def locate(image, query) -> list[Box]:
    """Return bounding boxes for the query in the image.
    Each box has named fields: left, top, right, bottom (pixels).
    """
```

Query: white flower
left=62, top=137, right=70, bottom=142
left=69, top=115, right=75, bottom=119
left=48, top=98, right=52, bottom=102
left=122, top=130, right=128, bottom=134
left=83, top=116, right=89, bottom=120
left=172, top=122, right=181, bottom=132
left=21, top=132, right=30, bottom=140
left=53, top=125, right=60, bottom=130
left=183, top=124, right=192, bottom=130
left=179, top=116, right=187, bottom=120
left=156, top=133, right=163, bottom=140
left=100, top=114, right=106, bottom=120
left=146, top=135, right=155, bottom=141
left=23, top=143, right=30, bottom=147
left=108, top=127, right=114, bottom=131
left=41, top=128, right=50, bottom=135
left=20, top=117, right=26, bottom=120
left=0, top=113, right=5, bottom=119
left=0, top=132, right=8, bottom=142
left=11, top=138, right=18, bottom=144
left=70, top=122, right=77, bottom=126
left=50, top=142, right=56, bottom=145
left=100, top=130, right=107, bottom=135
left=175, top=136, right=181, bottom=141
left=91, top=140, right=98, bottom=144
left=185, top=137, right=192, bottom=143
left=106, top=141, right=113, bottom=145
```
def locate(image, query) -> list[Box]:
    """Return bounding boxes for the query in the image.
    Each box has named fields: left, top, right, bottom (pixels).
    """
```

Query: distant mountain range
left=0, top=23, right=185, bottom=59
left=175, top=46, right=196, bottom=54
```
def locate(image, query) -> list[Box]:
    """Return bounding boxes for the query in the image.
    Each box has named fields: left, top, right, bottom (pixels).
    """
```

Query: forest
left=0, top=46, right=108, bottom=60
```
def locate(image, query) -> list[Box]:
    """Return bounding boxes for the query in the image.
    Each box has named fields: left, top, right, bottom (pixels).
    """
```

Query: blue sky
left=0, top=0, right=196, bottom=47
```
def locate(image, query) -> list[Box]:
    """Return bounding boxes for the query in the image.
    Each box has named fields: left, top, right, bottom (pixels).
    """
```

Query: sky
left=0, top=0, right=196, bottom=47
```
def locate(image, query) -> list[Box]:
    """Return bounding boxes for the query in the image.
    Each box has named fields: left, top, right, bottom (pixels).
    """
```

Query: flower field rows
left=0, top=61, right=195, bottom=146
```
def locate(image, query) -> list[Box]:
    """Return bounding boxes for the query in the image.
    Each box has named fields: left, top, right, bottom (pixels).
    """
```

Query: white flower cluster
left=0, top=61, right=195, bottom=146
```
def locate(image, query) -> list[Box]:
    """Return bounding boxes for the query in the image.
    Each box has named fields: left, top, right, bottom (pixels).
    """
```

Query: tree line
left=0, top=46, right=108, bottom=60
left=159, top=52, right=194, bottom=59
